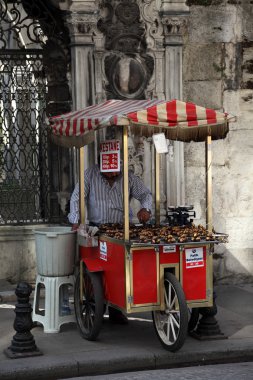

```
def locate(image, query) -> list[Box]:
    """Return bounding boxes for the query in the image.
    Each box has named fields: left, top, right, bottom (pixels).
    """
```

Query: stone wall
left=1, top=0, right=252, bottom=285
left=183, top=2, right=253, bottom=282
left=0, top=226, right=37, bottom=284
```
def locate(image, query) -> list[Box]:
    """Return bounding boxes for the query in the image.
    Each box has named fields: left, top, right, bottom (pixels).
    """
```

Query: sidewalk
left=0, top=282, right=253, bottom=380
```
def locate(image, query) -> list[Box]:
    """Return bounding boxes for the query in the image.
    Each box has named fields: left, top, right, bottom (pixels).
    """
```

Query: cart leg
left=190, top=292, right=227, bottom=340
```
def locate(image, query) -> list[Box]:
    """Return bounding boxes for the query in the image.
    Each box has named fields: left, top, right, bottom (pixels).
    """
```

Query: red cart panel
left=99, top=239, right=126, bottom=309
left=159, top=245, right=180, bottom=264
left=182, top=246, right=207, bottom=301
left=131, top=248, right=158, bottom=305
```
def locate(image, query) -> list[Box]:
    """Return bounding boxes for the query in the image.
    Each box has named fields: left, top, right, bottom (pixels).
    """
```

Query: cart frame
left=49, top=99, right=233, bottom=351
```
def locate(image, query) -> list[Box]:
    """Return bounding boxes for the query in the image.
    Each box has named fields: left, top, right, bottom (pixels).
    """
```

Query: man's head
left=102, top=171, right=120, bottom=179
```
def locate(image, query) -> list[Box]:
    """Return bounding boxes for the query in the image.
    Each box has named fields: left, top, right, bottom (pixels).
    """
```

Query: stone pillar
left=65, top=1, right=100, bottom=177
left=160, top=4, right=189, bottom=207
left=154, top=49, right=165, bottom=100
left=160, top=0, right=189, bottom=14
left=65, top=2, right=99, bottom=109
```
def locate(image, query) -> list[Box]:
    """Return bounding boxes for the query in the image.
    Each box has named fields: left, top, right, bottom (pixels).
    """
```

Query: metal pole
left=206, top=135, right=212, bottom=232
left=79, top=147, right=85, bottom=225
left=4, top=283, right=42, bottom=358
left=155, top=151, right=160, bottom=225
left=78, top=148, right=85, bottom=302
left=123, top=126, right=129, bottom=241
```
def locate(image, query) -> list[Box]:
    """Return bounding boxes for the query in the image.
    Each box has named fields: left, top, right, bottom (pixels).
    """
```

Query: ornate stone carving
left=98, top=0, right=145, bottom=52
left=98, top=0, right=154, bottom=99
left=104, top=52, right=153, bottom=99
left=65, top=11, right=100, bottom=38
left=116, top=1, right=140, bottom=25
left=128, top=136, right=144, bottom=178
left=161, top=16, right=187, bottom=37
left=138, top=0, right=164, bottom=50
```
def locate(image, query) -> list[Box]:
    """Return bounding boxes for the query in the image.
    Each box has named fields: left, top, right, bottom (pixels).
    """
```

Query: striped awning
left=49, top=99, right=236, bottom=146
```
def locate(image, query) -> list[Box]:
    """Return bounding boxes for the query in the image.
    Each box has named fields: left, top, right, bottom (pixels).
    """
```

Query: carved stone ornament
left=98, top=0, right=145, bottom=52
left=104, top=52, right=154, bottom=99
left=65, top=11, right=100, bottom=36
left=161, top=16, right=187, bottom=36
left=98, top=0, right=154, bottom=99
left=137, top=0, right=164, bottom=51
left=128, top=136, right=144, bottom=178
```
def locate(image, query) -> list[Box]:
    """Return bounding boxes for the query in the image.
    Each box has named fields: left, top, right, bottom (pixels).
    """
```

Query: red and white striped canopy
left=49, top=99, right=235, bottom=146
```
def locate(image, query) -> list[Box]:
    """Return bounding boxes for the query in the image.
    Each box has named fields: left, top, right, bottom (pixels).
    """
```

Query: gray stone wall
left=183, top=2, right=253, bottom=282
left=0, top=226, right=37, bottom=284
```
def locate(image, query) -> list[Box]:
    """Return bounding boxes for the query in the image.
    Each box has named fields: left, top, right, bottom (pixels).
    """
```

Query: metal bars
left=0, top=51, right=50, bottom=224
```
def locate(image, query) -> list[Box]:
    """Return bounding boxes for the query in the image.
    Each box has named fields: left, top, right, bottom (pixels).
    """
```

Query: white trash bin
left=34, top=227, right=76, bottom=277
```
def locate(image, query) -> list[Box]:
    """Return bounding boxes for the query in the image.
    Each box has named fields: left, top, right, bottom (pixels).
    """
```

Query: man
left=68, top=165, right=152, bottom=229
left=68, top=162, right=152, bottom=324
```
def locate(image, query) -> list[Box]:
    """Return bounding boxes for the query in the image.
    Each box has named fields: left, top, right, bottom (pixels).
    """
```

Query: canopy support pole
left=205, top=135, right=212, bottom=232
left=79, top=147, right=85, bottom=225
left=155, top=151, right=160, bottom=226
left=123, top=126, right=129, bottom=241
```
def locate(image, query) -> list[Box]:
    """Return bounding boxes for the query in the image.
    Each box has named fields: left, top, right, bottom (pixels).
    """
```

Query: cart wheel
left=188, top=307, right=199, bottom=332
left=152, top=272, right=188, bottom=352
left=74, top=268, right=104, bottom=341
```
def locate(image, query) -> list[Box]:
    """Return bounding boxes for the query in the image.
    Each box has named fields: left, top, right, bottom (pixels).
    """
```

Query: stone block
left=0, top=226, right=38, bottom=283
left=212, top=162, right=253, bottom=219
left=242, top=45, right=253, bottom=84
left=185, top=167, right=206, bottom=219
left=183, top=80, right=222, bottom=109
left=183, top=44, right=223, bottom=81
left=225, top=217, right=253, bottom=248
left=242, top=4, right=253, bottom=41
left=188, top=5, right=242, bottom=43
left=224, top=43, right=241, bottom=91
left=184, top=141, right=205, bottom=167
left=227, top=129, right=253, bottom=171
left=223, top=90, right=241, bottom=129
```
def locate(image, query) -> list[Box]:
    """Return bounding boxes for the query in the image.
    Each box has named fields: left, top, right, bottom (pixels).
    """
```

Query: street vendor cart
left=49, top=99, right=235, bottom=352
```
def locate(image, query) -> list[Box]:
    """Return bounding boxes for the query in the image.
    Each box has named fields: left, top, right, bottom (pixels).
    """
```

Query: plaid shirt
left=68, top=165, right=152, bottom=225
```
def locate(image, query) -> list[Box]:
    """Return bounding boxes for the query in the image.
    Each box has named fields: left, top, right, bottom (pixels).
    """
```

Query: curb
left=0, top=291, right=16, bottom=303
left=0, top=347, right=253, bottom=380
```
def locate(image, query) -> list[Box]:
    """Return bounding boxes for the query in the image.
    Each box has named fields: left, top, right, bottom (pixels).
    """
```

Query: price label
left=100, top=140, right=120, bottom=172
left=163, top=245, right=176, bottom=253
left=152, top=133, right=168, bottom=153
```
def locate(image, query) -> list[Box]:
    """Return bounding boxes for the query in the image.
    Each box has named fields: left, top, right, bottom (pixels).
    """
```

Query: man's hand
left=137, top=208, right=151, bottom=224
left=71, top=223, right=79, bottom=231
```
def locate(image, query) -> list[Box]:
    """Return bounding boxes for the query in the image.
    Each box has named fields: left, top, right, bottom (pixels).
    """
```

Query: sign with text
left=185, top=247, right=204, bottom=268
left=163, top=245, right=176, bottom=253
left=100, top=140, right=120, bottom=172
left=99, top=241, right=107, bottom=261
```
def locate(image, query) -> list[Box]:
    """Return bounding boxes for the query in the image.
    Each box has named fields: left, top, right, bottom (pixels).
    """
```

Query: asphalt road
left=63, top=362, right=253, bottom=380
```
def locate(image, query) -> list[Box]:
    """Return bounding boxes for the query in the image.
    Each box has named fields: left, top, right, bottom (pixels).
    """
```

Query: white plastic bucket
left=34, top=227, right=76, bottom=276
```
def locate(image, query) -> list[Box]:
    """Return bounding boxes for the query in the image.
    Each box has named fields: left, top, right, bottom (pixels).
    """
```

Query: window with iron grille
left=0, top=51, right=49, bottom=224
left=0, top=0, right=72, bottom=225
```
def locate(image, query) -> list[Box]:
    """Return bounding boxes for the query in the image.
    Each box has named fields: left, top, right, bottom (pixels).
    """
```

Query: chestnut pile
left=99, top=223, right=218, bottom=244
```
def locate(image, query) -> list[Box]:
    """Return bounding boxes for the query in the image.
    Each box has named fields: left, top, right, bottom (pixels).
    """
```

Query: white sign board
left=100, top=140, right=120, bottom=172
left=163, top=245, right=176, bottom=253
left=185, top=247, right=204, bottom=268
left=152, top=133, right=168, bottom=153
